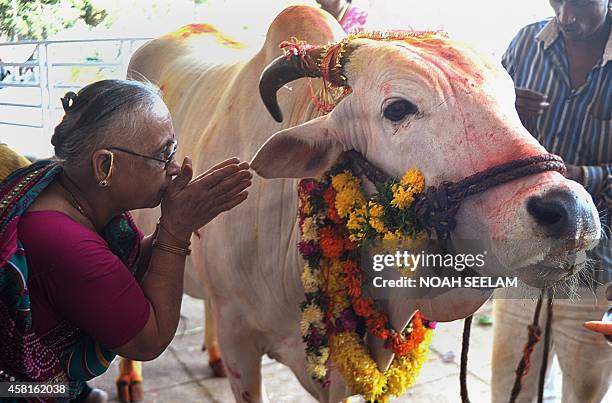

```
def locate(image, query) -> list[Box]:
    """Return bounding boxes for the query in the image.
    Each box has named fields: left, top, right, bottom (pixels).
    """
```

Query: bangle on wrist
left=157, top=219, right=191, bottom=248
left=152, top=238, right=191, bottom=256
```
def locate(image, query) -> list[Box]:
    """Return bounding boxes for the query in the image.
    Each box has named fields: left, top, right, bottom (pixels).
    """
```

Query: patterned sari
left=0, top=160, right=141, bottom=401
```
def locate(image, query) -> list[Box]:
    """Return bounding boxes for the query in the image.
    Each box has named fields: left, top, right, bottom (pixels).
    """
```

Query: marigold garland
left=297, top=159, right=436, bottom=401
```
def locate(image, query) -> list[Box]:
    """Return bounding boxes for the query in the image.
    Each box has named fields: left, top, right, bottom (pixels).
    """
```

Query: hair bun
left=60, top=91, right=78, bottom=112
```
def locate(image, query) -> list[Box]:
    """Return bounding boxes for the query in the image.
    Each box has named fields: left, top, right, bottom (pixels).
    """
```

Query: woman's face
left=109, top=100, right=181, bottom=210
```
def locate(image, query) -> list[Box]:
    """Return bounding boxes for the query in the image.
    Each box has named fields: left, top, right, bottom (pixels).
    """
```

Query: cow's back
left=128, top=6, right=345, bottom=326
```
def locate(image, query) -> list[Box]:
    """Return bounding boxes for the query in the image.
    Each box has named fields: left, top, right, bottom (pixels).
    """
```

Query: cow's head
left=252, top=32, right=601, bottom=292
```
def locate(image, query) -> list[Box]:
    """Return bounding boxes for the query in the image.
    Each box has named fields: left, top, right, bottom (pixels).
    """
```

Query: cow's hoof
left=201, top=343, right=206, bottom=352
left=129, top=381, right=143, bottom=402
left=116, top=380, right=130, bottom=403
left=209, top=358, right=227, bottom=378
left=116, top=379, right=143, bottom=402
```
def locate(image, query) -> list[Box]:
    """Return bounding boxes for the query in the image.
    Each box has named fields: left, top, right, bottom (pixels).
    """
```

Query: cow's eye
left=383, top=99, right=418, bottom=122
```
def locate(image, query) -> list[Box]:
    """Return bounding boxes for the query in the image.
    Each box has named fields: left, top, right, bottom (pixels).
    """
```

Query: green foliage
left=0, top=0, right=108, bottom=42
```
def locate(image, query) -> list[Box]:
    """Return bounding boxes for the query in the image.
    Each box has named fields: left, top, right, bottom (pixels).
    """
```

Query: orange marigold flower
left=366, top=315, right=390, bottom=340
left=341, top=259, right=360, bottom=274
left=344, top=273, right=361, bottom=298
left=353, top=297, right=374, bottom=317
left=386, top=332, right=412, bottom=355
left=319, top=227, right=344, bottom=258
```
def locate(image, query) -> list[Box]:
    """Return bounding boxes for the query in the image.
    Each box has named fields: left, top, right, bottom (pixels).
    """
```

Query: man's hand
left=584, top=320, right=612, bottom=337
left=515, top=87, right=550, bottom=116
left=584, top=284, right=612, bottom=342
left=584, top=308, right=612, bottom=343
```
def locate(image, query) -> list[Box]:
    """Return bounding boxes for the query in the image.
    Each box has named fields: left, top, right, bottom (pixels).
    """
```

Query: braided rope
left=509, top=289, right=545, bottom=403
left=460, top=316, right=473, bottom=403
left=537, top=289, right=554, bottom=403
left=345, top=151, right=566, bottom=240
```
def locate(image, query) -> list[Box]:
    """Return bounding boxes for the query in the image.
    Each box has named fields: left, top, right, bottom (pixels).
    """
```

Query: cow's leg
left=203, top=298, right=226, bottom=377
left=491, top=299, right=554, bottom=403
left=116, top=358, right=143, bottom=403
left=553, top=294, right=612, bottom=403
left=216, top=305, right=268, bottom=403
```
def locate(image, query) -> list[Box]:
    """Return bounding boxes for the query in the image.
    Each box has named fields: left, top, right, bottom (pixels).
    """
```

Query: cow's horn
left=259, top=46, right=323, bottom=123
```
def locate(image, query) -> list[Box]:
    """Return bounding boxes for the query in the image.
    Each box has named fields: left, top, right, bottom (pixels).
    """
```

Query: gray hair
left=51, top=79, right=165, bottom=168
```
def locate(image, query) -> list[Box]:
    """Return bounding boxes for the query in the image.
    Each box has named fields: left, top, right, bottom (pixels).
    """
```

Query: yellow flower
left=318, top=347, right=330, bottom=364
left=307, top=362, right=328, bottom=379
left=331, top=171, right=359, bottom=192
left=335, top=185, right=365, bottom=218
left=307, top=346, right=330, bottom=366
left=329, top=293, right=350, bottom=314
left=368, top=201, right=384, bottom=218
left=326, top=262, right=351, bottom=314
left=391, top=184, right=415, bottom=210
left=329, top=330, right=433, bottom=402
left=400, top=169, right=425, bottom=193
left=302, top=304, right=323, bottom=325
left=301, top=264, right=319, bottom=293
left=331, top=171, right=365, bottom=218
left=369, top=217, right=386, bottom=233
left=347, top=206, right=367, bottom=231
left=301, top=217, right=318, bottom=241
left=383, top=230, right=403, bottom=241
left=349, top=231, right=365, bottom=242
left=301, top=198, right=312, bottom=215
left=300, top=316, right=310, bottom=337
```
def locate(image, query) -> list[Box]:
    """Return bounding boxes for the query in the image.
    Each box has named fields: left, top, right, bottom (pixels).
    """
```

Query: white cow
left=127, top=6, right=601, bottom=402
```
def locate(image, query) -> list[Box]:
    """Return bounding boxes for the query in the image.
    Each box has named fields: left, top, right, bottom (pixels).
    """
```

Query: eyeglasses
left=108, top=139, right=178, bottom=170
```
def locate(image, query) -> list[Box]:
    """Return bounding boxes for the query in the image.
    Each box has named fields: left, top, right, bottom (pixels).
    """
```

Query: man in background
left=492, top=1, right=611, bottom=402
left=316, top=0, right=368, bottom=32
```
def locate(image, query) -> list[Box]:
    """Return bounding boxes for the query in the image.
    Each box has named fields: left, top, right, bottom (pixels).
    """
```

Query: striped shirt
left=502, top=15, right=611, bottom=285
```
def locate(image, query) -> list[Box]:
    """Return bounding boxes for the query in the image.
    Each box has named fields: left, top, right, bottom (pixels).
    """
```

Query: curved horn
left=259, top=45, right=323, bottom=123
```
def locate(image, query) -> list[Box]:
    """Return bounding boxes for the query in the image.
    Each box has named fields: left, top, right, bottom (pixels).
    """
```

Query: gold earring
left=99, top=152, right=114, bottom=188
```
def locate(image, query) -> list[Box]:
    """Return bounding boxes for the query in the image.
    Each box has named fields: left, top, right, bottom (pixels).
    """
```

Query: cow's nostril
left=526, top=189, right=577, bottom=237
left=527, top=200, right=564, bottom=226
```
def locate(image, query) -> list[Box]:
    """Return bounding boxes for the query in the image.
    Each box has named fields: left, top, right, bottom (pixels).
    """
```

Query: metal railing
left=0, top=37, right=151, bottom=136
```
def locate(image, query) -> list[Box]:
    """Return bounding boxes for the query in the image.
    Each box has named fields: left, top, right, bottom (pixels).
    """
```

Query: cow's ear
left=251, top=116, right=344, bottom=178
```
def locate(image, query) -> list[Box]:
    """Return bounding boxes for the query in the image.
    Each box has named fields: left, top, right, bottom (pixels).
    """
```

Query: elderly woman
left=0, top=79, right=252, bottom=401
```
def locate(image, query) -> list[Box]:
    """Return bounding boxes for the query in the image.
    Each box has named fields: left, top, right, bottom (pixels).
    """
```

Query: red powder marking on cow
left=186, top=23, right=216, bottom=34
left=389, top=36, right=485, bottom=86
left=225, top=362, right=241, bottom=379
left=381, top=83, right=391, bottom=97
left=166, top=23, right=246, bottom=49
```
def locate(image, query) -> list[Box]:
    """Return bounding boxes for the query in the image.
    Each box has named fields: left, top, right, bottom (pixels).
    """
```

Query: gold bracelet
left=153, top=239, right=191, bottom=256
left=157, top=220, right=191, bottom=248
